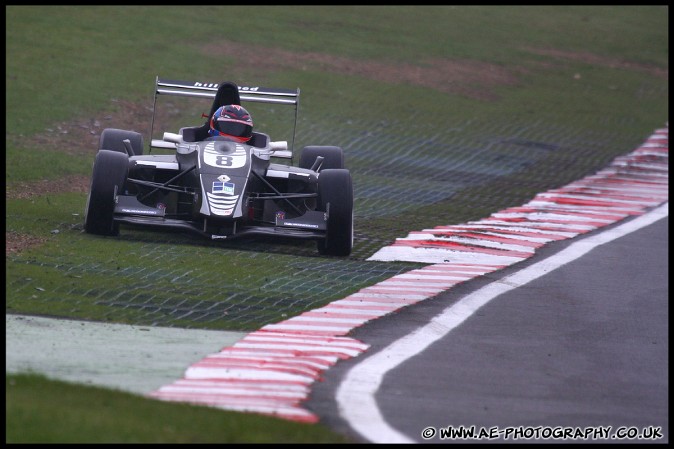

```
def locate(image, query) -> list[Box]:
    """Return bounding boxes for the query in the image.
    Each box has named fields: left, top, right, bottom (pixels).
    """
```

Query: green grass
left=6, top=6, right=668, bottom=138
left=5, top=5, right=668, bottom=443
left=6, top=373, right=352, bottom=443
left=5, top=226, right=382, bottom=329
left=5, top=146, right=93, bottom=183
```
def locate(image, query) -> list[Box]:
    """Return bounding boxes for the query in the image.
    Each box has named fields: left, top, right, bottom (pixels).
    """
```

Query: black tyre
left=299, top=145, right=344, bottom=171
left=99, top=128, right=144, bottom=156
left=317, top=169, right=353, bottom=256
left=84, top=150, right=129, bottom=236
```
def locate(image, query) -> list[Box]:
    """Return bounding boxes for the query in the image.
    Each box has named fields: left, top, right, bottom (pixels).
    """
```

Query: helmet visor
left=215, top=119, right=252, bottom=138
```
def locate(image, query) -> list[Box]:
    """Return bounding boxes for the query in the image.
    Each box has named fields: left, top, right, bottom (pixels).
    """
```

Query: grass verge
left=6, top=373, right=352, bottom=443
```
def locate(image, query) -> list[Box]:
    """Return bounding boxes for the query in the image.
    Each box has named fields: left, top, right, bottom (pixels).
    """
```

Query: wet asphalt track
left=307, top=212, right=668, bottom=444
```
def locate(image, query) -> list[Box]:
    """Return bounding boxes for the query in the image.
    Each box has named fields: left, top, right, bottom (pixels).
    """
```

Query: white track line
left=337, top=202, right=668, bottom=443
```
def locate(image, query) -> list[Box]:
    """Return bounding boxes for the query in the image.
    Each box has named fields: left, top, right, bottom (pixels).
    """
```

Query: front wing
left=113, top=195, right=327, bottom=241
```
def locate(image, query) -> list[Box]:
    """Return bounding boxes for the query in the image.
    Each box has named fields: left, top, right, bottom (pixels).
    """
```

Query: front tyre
left=84, top=150, right=129, bottom=236
left=317, top=169, right=353, bottom=256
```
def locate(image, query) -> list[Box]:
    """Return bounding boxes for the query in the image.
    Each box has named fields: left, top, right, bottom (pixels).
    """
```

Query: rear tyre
left=99, top=128, right=144, bottom=156
left=84, top=150, right=129, bottom=236
left=317, top=169, right=353, bottom=256
left=299, top=145, right=344, bottom=171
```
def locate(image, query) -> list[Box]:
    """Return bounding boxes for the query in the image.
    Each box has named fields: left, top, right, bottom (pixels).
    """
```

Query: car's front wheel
left=317, top=169, right=353, bottom=256
left=84, top=150, right=129, bottom=236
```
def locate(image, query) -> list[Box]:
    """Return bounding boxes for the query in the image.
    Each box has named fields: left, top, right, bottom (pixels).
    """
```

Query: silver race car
left=84, top=78, right=353, bottom=256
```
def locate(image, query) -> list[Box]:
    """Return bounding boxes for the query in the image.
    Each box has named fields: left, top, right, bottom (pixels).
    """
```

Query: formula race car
left=84, top=78, right=353, bottom=256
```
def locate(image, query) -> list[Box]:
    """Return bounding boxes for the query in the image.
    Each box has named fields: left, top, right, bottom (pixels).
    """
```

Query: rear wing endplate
left=150, top=77, right=300, bottom=154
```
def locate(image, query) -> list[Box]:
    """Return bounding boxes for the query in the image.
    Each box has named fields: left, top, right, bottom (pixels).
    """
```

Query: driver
left=208, top=104, right=254, bottom=143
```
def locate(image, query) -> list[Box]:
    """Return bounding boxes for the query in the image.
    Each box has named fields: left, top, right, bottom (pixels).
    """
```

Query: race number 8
left=216, top=155, right=233, bottom=167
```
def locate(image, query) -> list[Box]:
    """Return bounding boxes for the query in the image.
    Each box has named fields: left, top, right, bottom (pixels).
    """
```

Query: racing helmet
left=209, top=104, right=253, bottom=142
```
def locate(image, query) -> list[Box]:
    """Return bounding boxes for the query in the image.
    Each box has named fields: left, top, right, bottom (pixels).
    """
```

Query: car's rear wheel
left=99, top=128, right=144, bottom=156
left=299, top=145, right=344, bottom=171
left=84, top=150, right=129, bottom=236
left=317, top=169, right=353, bottom=256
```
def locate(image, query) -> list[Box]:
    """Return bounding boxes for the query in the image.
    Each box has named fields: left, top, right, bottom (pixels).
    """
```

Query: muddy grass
left=202, top=40, right=525, bottom=101
left=6, top=232, right=49, bottom=256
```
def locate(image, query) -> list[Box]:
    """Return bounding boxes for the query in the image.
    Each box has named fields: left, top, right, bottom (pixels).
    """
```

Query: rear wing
left=150, top=77, right=300, bottom=154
